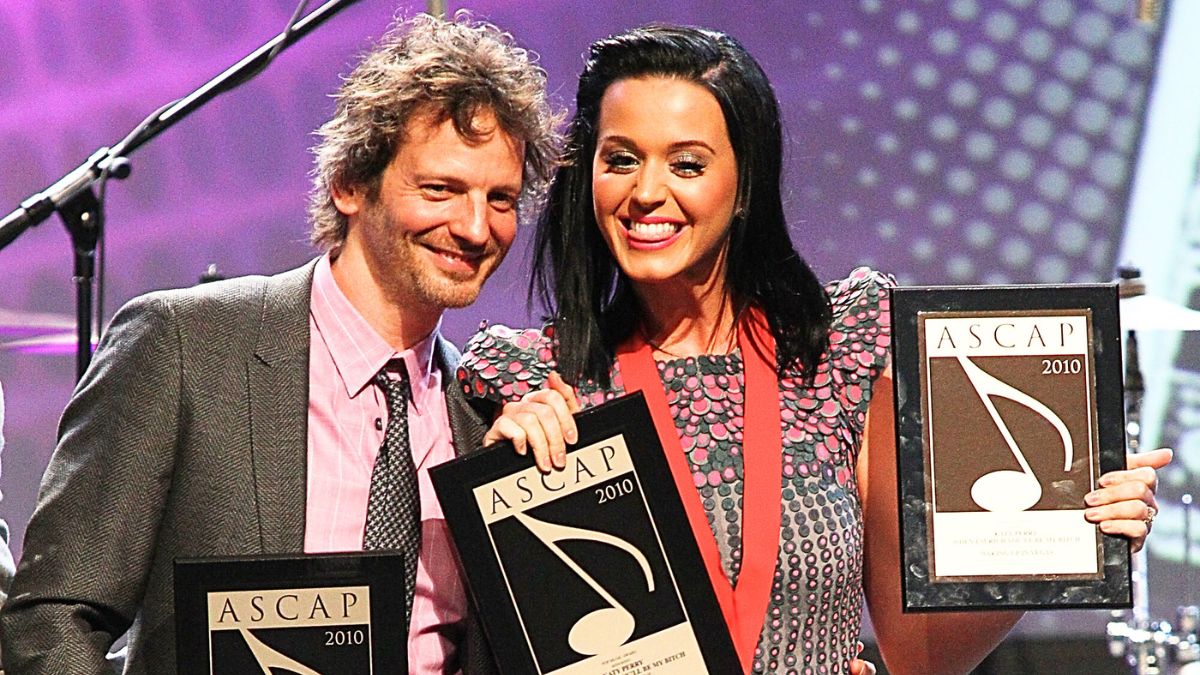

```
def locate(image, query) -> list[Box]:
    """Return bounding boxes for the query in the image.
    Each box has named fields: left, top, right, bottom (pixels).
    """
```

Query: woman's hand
left=482, top=372, right=580, bottom=472
left=849, top=658, right=876, bottom=675
left=1084, top=447, right=1173, bottom=553
left=850, top=642, right=876, bottom=674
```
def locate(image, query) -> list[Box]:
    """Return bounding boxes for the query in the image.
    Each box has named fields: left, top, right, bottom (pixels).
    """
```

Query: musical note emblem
left=956, top=355, right=1073, bottom=512
left=238, top=626, right=323, bottom=675
left=513, top=512, right=655, bottom=656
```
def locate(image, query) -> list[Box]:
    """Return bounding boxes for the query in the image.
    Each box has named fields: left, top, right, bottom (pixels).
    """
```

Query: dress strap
left=616, top=307, right=782, bottom=672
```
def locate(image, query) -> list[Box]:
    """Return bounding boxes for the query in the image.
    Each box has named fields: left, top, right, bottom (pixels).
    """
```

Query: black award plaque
left=890, top=284, right=1131, bottom=611
left=431, top=392, right=739, bottom=675
left=174, top=551, right=406, bottom=674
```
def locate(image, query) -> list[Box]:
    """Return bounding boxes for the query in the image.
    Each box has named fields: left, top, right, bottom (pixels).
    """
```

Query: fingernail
left=566, top=429, right=578, bottom=444
left=1084, top=508, right=1101, bottom=521
left=1084, top=492, right=1100, bottom=505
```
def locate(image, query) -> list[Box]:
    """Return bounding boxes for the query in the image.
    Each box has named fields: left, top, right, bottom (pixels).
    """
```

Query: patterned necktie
left=364, top=360, right=421, bottom=621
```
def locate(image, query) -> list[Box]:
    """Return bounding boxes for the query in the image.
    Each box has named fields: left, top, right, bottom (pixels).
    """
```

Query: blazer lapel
left=436, top=337, right=489, bottom=458
left=248, top=261, right=316, bottom=553
left=436, top=336, right=502, bottom=673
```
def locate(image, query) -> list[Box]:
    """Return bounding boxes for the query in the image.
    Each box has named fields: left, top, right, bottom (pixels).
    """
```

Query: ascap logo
left=205, top=586, right=373, bottom=675
left=488, top=445, right=618, bottom=515
left=207, top=586, right=370, bottom=630
left=476, top=440, right=635, bottom=523
left=933, top=321, right=1074, bottom=350
left=924, top=314, right=1089, bottom=357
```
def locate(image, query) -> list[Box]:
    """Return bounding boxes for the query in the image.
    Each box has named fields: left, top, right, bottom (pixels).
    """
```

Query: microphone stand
left=0, top=0, right=363, bottom=380
left=1111, top=268, right=1161, bottom=674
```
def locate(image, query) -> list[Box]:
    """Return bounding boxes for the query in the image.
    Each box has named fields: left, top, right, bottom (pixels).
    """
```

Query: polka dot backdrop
left=786, top=0, right=1157, bottom=286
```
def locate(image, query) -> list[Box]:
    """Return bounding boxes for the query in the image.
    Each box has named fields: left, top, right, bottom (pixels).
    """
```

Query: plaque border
left=431, top=392, right=740, bottom=674
left=890, top=283, right=1132, bottom=611
left=173, top=551, right=407, bottom=674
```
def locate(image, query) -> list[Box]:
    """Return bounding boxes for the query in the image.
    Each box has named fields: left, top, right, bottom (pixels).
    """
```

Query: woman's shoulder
left=825, top=267, right=895, bottom=328
left=824, top=266, right=896, bottom=308
left=457, top=322, right=557, bottom=403
left=821, top=266, right=894, bottom=376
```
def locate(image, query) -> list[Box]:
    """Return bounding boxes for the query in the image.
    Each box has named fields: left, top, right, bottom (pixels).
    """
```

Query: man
left=0, top=14, right=559, bottom=674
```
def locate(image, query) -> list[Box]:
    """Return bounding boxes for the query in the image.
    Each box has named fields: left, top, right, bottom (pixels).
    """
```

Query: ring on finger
left=1144, top=506, right=1157, bottom=528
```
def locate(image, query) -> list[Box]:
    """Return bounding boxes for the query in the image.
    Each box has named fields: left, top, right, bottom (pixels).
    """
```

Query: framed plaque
left=890, top=284, right=1131, bottom=611
left=174, top=551, right=406, bottom=674
left=431, top=392, right=739, bottom=675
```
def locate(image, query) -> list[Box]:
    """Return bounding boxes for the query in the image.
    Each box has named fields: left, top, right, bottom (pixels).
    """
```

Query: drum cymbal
left=1120, top=294, right=1200, bottom=332
left=0, top=307, right=74, bottom=337
left=0, top=332, right=95, bottom=355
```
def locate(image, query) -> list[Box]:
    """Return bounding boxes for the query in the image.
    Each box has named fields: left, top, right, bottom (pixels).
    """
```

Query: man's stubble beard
left=363, top=205, right=509, bottom=312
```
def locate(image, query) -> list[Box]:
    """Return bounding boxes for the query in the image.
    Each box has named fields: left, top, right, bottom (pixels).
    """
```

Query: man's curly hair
left=308, top=13, right=561, bottom=251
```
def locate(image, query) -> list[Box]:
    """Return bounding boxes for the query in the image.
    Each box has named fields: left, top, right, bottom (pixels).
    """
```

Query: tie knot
left=374, top=360, right=412, bottom=414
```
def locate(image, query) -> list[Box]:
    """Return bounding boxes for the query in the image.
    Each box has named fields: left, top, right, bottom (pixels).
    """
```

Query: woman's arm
left=858, top=371, right=1022, bottom=675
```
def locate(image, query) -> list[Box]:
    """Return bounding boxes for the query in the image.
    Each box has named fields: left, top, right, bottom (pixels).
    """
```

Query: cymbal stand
left=1107, top=268, right=1200, bottom=674
left=1177, top=496, right=1200, bottom=672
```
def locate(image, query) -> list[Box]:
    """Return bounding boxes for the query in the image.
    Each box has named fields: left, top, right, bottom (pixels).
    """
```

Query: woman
left=457, top=24, right=1169, bottom=674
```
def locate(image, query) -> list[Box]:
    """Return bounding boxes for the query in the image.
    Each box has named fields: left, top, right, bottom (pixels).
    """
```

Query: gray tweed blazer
left=0, top=260, right=497, bottom=674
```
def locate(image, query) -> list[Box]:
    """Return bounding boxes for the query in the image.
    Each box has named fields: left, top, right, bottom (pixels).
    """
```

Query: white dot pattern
left=795, top=1, right=1159, bottom=282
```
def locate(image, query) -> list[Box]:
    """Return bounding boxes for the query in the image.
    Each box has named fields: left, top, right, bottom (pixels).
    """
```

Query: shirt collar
left=310, top=253, right=442, bottom=412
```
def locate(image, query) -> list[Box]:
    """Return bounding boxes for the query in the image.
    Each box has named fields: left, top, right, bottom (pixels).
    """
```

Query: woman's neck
left=634, top=278, right=738, bottom=359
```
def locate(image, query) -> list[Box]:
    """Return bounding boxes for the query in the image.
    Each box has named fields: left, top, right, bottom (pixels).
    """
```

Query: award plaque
left=890, top=284, right=1131, bottom=611
left=430, top=392, right=739, bottom=675
left=174, top=551, right=406, bottom=674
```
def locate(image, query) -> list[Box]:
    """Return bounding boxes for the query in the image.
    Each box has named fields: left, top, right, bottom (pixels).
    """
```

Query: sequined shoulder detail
left=823, top=266, right=895, bottom=426
left=457, top=323, right=557, bottom=404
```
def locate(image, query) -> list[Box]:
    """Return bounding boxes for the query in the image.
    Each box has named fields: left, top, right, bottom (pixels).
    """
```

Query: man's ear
left=331, top=181, right=365, bottom=217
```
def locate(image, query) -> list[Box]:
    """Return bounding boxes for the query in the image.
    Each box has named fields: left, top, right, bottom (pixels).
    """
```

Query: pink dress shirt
left=305, top=254, right=466, bottom=674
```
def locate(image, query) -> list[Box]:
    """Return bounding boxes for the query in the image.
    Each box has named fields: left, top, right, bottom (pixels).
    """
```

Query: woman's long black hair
left=532, top=24, right=832, bottom=385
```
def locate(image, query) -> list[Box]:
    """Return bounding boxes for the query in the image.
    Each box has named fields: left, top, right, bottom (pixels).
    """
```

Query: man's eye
left=423, top=184, right=450, bottom=194
left=490, top=193, right=518, bottom=210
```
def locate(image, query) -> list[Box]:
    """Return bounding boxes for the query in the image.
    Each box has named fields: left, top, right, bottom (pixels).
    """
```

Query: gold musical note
left=956, top=354, right=1073, bottom=512
left=513, top=512, right=655, bottom=656
left=238, top=626, right=324, bottom=675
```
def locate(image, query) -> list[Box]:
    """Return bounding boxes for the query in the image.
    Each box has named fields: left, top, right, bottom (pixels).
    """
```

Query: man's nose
left=449, top=193, right=490, bottom=245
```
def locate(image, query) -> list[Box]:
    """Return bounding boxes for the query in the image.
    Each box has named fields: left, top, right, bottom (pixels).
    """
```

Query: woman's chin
left=620, top=266, right=685, bottom=287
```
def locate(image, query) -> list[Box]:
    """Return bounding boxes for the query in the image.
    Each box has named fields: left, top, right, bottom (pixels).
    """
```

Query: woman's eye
left=671, top=155, right=706, bottom=176
left=604, top=152, right=639, bottom=171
